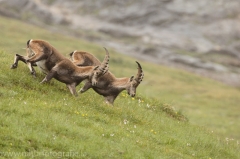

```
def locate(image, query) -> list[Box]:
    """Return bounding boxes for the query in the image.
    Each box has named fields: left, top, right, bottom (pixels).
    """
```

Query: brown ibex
left=69, top=50, right=144, bottom=104
left=13, top=39, right=109, bottom=96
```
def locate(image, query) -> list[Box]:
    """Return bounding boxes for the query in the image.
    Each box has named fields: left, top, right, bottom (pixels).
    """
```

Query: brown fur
left=69, top=51, right=144, bottom=104
left=15, top=39, right=109, bottom=96
left=69, top=51, right=101, bottom=66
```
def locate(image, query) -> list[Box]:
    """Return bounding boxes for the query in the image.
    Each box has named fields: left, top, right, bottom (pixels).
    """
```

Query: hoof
left=10, top=64, right=17, bottom=69
left=78, top=88, right=84, bottom=93
left=31, top=71, right=36, bottom=78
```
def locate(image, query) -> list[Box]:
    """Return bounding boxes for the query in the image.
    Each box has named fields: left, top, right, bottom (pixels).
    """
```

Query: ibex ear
left=129, top=75, right=134, bottom=82
left=69, top=51, right=74, bottom=57
left=94, top=66, right=99, bottom=70
left=27, top=39, right=31, bottom=48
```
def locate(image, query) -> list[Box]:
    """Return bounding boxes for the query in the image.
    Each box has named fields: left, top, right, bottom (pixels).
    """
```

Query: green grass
left=0, top=15, right=240, bottom=158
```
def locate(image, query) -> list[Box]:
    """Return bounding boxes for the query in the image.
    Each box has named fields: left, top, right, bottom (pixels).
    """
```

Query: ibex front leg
left=40, top=70, right=57, bottom=84
left=27, top=62, right=36, bottom=77
left=11, top=54, right=27, bottom=69
left=104, top=96, right=116, bottom=105
left=79, top=81, right=92, bottom=93
left=11, top=54, right=37, bottom=77
left=67, top=83, right=78, bottom=96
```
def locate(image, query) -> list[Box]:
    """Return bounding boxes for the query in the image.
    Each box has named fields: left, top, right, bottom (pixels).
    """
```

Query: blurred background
left=1, top=0, right=240, bottom=86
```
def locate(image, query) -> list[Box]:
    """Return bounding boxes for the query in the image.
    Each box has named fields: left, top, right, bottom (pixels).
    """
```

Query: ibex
left=69, top=50, right=144, bottom=104
left=13, top=39, right=109, bottom=96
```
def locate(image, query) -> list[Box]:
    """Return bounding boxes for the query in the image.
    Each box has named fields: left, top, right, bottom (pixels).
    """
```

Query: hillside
left=0, top=16, right=240, bottom=158
left=1, top=0, right=240, bottom=86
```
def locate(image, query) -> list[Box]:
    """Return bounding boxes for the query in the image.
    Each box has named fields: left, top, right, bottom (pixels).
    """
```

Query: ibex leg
left=11, top=54, right=27, bottom=69
left=67, top=83, right=77, bottom=96
left=79, top=81, right=92, bottom=93
left=27, top=62, right=36, bottom=77
left=104, top=96, right=115, bottom=105
left=40, top=70, right=56, bottom=84
left=11, top=54, right=37, bottom=77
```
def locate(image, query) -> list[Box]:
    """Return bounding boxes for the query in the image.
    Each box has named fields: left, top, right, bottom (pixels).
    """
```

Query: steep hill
left=1, top=0, right=240, bottom=86
left=0, top=15, right=239, bottom=158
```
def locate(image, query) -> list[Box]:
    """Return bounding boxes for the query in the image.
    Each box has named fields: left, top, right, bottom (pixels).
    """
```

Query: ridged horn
left=98, top=47, right=110, bottom=73
left=134, top=61, right=144, bottom=83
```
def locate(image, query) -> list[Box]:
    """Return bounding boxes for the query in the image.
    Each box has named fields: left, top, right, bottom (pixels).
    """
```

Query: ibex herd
left=11, top=39, right=144, bottom=105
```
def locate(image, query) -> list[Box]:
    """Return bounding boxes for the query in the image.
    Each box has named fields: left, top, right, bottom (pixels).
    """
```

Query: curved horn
left=91, top=48, right=110, bottom=85
left=98, top=47, right=110, bottom=73
left=69, top=50, right=77, bottom=57
left=134, top=61, right=144, bottom=83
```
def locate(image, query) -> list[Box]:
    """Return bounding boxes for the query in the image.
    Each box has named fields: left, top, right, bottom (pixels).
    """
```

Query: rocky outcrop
left=1, top=0, right=240, bottom=85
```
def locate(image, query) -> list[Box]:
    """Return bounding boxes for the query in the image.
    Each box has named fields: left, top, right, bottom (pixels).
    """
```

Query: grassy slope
left=0, top=16, right=239, bottom=158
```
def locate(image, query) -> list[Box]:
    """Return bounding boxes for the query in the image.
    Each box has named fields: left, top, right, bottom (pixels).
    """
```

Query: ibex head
left=91, top=47, right=110, bottom=85
left=26, top=39, right=52, bottom=57
left=127, top=61, right=144, bottom=97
